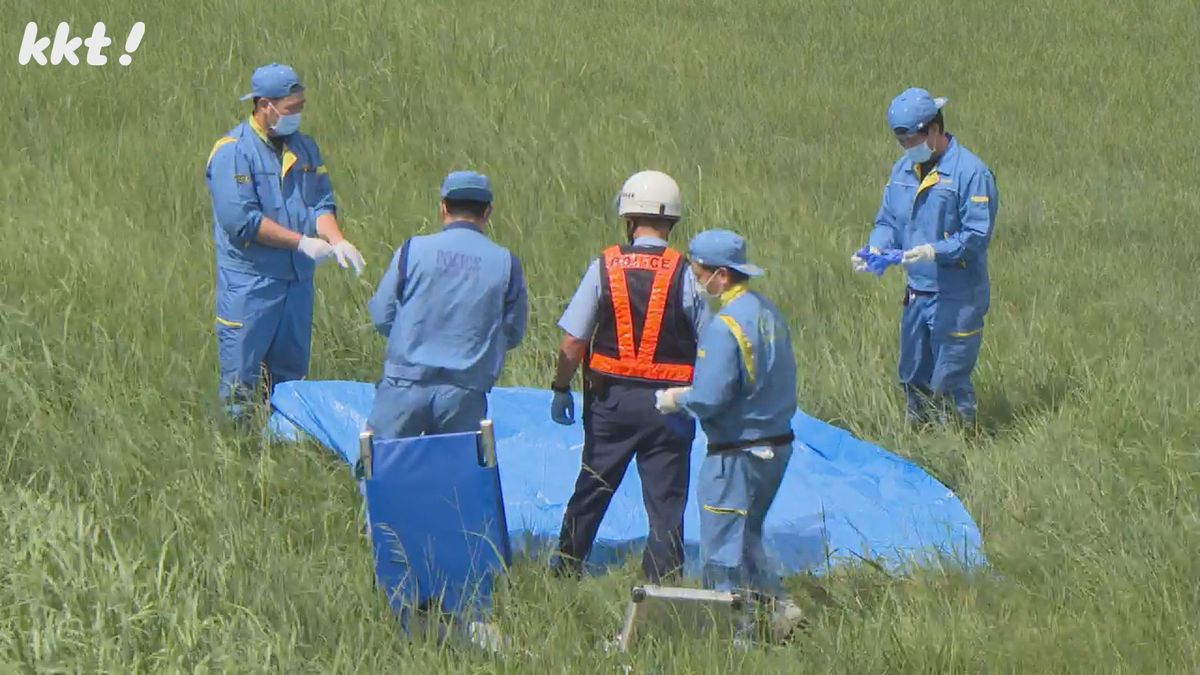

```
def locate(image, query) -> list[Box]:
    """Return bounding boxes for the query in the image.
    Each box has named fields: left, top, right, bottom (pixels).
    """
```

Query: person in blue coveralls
left=654, top=229, right=806, bottom=644
left=366, top=171, right=528, bottom=439
left=205, top=63, right=366, bottom=419
left=853, top=87, right=1000, bottom=429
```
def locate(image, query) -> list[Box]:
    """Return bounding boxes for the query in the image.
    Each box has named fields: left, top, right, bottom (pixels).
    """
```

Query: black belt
left=707, top=432, right=795, bottom=455
left=907, top=286, right=936, bottom=297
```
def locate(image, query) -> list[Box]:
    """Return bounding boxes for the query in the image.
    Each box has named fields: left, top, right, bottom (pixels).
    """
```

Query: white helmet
left=616, top=170, right=682, bottom=219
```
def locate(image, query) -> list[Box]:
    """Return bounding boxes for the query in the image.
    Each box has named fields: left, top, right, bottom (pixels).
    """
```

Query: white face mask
left=904, top=139, right=933, bottom=164
left=269, top=103, right=301, bottom=135
left=699, top=271, right=722, bottom=302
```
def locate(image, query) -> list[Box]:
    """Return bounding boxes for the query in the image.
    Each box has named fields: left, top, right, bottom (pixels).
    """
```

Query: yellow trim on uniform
left=697, top=348, right=706, bottom=358
left=216, top=317, right=243, bottom=328
left=248, top=115, right=269, bottom=142
left=206, top=136, right=236, bottom=167
left=971, top=195, right=990, bottom=203
left=703, top=504, right=749, bottom=517
left=282, top=149, right=298, bottom=179
left=719, top=315, right=756, bottom=386
left=950, top=328, right=982, bottom=338
left=916, top=169, right=941, bottom=197
left=717, top=282, right=749, bottom=308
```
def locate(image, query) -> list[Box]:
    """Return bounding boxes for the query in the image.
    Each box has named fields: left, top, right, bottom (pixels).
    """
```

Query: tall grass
left=2, top=0, right=1198, bottom=671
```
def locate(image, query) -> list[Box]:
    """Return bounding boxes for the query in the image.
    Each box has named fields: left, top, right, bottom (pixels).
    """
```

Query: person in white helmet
left=548, top=170, right=711, bottom=583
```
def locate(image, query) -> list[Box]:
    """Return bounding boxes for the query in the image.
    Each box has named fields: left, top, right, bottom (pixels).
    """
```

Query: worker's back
left=379, top=223, right=522, bottom=393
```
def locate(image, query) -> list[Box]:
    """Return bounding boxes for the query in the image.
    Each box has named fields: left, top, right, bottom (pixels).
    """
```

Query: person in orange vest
left=548, top=170, right=711, bottom=582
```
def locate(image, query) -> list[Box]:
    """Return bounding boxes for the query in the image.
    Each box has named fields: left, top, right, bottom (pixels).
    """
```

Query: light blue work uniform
left=557, top=235, right=711, bottom=341
left=676, top=283, right=798, bottom=599
left=869, top=133, right=999, bottom=425
left=366, top=222, right=528, bottom=438
left=205, top=115, right=336, bottom=407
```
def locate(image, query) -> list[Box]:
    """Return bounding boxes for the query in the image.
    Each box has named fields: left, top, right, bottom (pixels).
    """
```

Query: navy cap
left=440, top=171, right=493, bottom=203
left=887, top=87, right=948, bottom=135
left=240, top=63, right=304, bottom=101
left=688, top=229, right=764, bottom=277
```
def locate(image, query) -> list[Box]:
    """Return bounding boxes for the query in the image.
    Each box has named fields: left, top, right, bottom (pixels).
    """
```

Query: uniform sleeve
left=557, top=260, right=602, bottom=340
left=306, top=139, right=337, bottom=217
left=867, top=183, right=897, bottom=250
left=206, top=141, right=263, bottom=245
left=934, top=169, right=998, bottom=263
left=676, top=318, right=741, bottom=422
left=681, top=267, right=714, bottom=336
left=368, top=242, right=409, bottom=336
left=503, top=253, right=529, bottom=350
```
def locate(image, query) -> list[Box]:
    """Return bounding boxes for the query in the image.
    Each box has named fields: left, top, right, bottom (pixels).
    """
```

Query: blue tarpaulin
left=269, top=380, right=986, bottom=577
left=365, top=431, right=510, bottom=624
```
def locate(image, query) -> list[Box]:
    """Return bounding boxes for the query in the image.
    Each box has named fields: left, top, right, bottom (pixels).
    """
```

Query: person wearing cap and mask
left=654, top=229, right=805, bottom=644
left=366, top=171, right=528, bottom=439
left=853, top=87, right=1000, bottom=429
left=548, top=170, right=711, bottom=584
left=205, top=63, right=366, bottom=419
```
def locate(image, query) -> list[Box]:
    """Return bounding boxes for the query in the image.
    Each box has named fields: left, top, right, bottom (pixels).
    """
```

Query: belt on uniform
left=707, top=432, right=795, bottom=455
left=903, top=286, right=937, bottom=307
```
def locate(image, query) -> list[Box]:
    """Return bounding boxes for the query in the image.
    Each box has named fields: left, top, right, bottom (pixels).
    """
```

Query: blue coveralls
left=869, top=134, right=999, bottom=425
left=553, top=235, right=710, bottom=582
left=675, top=284, right=798, bottom=599
left=205, top=116, right=336, bottom=410
left=366, top=222, right=528, bottom=438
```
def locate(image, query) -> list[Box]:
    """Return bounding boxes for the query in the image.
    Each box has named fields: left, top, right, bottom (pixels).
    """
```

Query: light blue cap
left=440, top=170, right=493, bottom=203
left=887, top=87, right=948, bottom=134
left=240, top=63, right=304, bottom=101
left=688, top=229, right=764, bottom=277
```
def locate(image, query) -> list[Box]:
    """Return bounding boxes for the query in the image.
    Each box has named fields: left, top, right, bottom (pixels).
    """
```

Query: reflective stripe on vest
left=588, top=246, right=695, bottom=383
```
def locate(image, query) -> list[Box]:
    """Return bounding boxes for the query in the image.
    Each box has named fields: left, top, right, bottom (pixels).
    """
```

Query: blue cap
left=440, top=170, right=493, bottom=203
left=239, top=63, right=304, bottom=101
left=886, top=87, right=948, bottom=135
left=688, top=229, right=764, bottom=277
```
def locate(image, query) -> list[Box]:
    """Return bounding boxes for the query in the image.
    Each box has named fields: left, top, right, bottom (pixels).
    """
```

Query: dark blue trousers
left=553, top=380, right=695, bottom=582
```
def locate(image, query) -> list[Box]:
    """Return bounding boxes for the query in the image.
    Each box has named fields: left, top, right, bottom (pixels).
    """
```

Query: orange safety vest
left=587, top=245, right=697, bottom=385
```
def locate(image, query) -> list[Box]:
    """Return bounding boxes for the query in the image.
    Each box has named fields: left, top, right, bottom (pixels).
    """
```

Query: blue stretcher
left=268, top=381, right=987, bottom=579
left=360, top=423, right=511, bottom=629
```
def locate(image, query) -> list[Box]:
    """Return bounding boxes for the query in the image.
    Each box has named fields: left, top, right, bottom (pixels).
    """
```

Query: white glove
left=297, top=236, right=335, bottom=263
left=654, top=387, right=691, bottom=414
left=851, top=247, right=880, bottom=273
left=332, top=240, right=366, bottom=276
left=902, top=244, right=936, bottom=265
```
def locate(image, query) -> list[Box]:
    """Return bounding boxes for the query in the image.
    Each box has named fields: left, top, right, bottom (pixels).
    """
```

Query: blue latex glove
left=854, top=246, right=904, bottom=276
left=550, top=391, right=575, bottom=426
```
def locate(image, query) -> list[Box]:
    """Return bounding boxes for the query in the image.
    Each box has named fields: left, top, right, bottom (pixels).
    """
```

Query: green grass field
left=3, top=0, right=1199, bottom=671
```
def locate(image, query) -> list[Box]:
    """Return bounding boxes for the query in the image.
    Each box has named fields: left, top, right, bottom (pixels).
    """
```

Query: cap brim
left=934, top=97, right=948, bottom=109
left=239, top=92, right=257, bottom=101
left=442, top=188, right=493, bottom=202
left=732, top=263, right=764, bottom=277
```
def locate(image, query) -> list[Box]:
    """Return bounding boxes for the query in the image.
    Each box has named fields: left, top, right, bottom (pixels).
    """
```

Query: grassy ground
left=2, top=0, right=1199, bottom=671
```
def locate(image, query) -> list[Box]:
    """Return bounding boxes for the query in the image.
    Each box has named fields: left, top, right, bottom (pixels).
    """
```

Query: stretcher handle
left=358, top=431, right=373, bottom=479
left=478, top=420, right=496, bottom=468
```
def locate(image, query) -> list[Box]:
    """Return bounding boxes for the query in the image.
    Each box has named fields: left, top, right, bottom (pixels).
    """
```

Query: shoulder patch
left=234, top=174, right=250, bottom=184
left=971, top=195, right=989, bottom=203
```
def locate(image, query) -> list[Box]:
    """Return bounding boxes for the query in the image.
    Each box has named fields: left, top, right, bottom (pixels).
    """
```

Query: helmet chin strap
left=625, top=220, right=636, bottom=244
